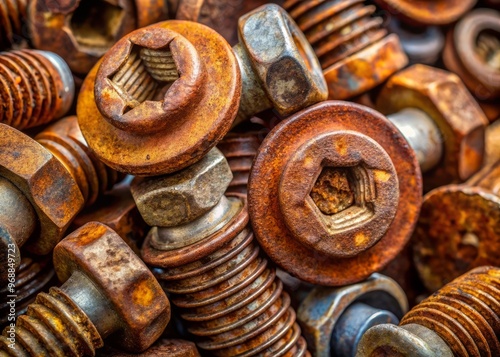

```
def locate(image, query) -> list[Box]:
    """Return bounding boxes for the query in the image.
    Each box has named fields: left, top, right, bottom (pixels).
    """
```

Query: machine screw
left=357, top=266, right=500, bottom=357
left=283, top=0, right=408, bottom=100
left=413, top=154, right=500, bottom=291
left=0, top=222, right=170, bottom=356
left=377, top=64, right=488, bottom=191
left=248, top=101, right=422, bottom=286
left=134, top=148, right=310, bottom=356
left=0, top=49, right=74, bottom=130
left=298, top=274, right=408, bottom=357
left=78, top=21, right=241, bottom=176
left=443, top=9, right=500, bottom=101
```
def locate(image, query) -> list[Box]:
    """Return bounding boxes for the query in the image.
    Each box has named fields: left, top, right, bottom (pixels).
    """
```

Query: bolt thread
left=217, top=133, right=262, bottom=195
left=401, top=266, right=500, bottom=357
left=0, top=286, right=103, bottom=356
left=283, top=0, right=387, bottom=70
left=140, top=48, right=179, bottom=83
left=0, top=49, right=72, bottom=130
left=35, top=116, right=121, bottom=207
left=0, top=0, right=27, bottom=48
left=0, top=255, right=56, bottom=329
left=152, top=203, right=309, bottom=357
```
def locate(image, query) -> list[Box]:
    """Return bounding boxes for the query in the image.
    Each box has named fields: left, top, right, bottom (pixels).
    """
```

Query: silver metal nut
left=131, top=148, right=233, bottom=227
left=238, top=4, right=327, bottom=116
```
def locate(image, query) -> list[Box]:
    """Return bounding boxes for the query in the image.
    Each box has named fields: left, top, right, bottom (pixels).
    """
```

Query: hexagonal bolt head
left=132, top=148, right=233, bottom=227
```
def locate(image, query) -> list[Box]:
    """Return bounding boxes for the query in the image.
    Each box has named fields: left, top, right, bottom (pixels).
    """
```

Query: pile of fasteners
left=0, top=0, right=499, bottom=356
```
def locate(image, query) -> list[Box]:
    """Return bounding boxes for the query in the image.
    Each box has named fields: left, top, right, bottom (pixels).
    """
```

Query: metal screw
left=284, top=0, right=408, bottom=100
left=134, top=148, right=310, bottom=356
left=0, top=222, right=170, bottom=356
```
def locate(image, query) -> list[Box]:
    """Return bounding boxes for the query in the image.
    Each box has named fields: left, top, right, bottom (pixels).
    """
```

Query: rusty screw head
left=131, top=148, right=233, bottom=227
left=28, top=0, right=168, bottom=75
left=298, top=274, right=408, bottom=357
left=443, top=9, right=500, bottom=101
left=54, top=222, right=170, bottom=352
left=248, top=101, right=422, bottom=286
left=78, top=21, right=241, bottom=176
left=377, top=64, right=488, bottom=191
left=0, top=123, right=84, bottom=255
left=234, top=4, right=327, bottom=123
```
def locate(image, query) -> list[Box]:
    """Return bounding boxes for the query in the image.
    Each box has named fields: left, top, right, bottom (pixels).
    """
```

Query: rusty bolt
left=443, top=9, right=500, bottom=101
left=135, top=148, right=310, bottom=356
left=217, top=131, right=263, bottom=194
left=357, top=266, right=500, bottom=357
left=0, top=0, right=28, bottom=48
left=298, top=274, right=408, bottom=357
left=28, top=0, right=168, bottom=75
left=377, top=64, right=488, bottom=191
left=485, top=119, right=500, bottom=167
left=0, top=254, right=56, bottom=329
left=70, top=183, right=147, bottom=255
left=78, top=21, right=241, bottom=176
left=0, top=49, right=74, bottom=130
left=284, top=0, right=408, bottom=100
left=248, top=101, right=422, bottom=286
left=0, top=222, right=170, bottom=356
left=233, top=4, right=327, bottom=126
left=97, top=338, right=201, bottom=356
left=374, top=0, right=477, bottom=26
left=413, top=156, right=500, bottom=292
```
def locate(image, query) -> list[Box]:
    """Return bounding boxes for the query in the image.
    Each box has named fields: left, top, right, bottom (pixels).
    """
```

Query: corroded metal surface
left=443, top=9, right=500, bottom=101
left=217, top=131, right=262, bottom=194
left=234, top=4, right=327, bottom=125
left=374, top=0, right=477, bottom=26
left=0, top=123, right=84, bottom=256
left=0, top=222, right=171, bottom=356
left=0, top=49, right=74, bottom=130
left=358, top=266, right=500, bottom=356
left=485, top=119, right=500, bottom=167
left=97, top=338, right=201, bottom=356
left=284, top=0, right=408, bottom=100
left=248, top=101, right=421, bottom=286
left=298, top=274, right=408, bottom=357
left=377, top=64, right=488, bottom=191
left=0, top=0, right=27, bottom=48
left=28, top=0, right=168, bottom=75
left=78, top=21, right=241, bottom=176
left=413, top=160, right=500, bottom=292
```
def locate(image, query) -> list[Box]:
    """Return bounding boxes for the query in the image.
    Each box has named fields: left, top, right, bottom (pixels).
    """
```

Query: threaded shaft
left=0, top=286, right=103, bottom=356
left=284, top=0, right=387, bottom=70
left=401, top=266, right=500, bottom=357
left=0, top=255, right=55, bottom=328
left=35, top=116, right=121, bottom=207
left=151, top=203, right=309, bottom=357
left=0, top=0, right=27, bottom=48
left=217, top=133, right=262, bottom=195
left=0, top=49, right=74, bottom=130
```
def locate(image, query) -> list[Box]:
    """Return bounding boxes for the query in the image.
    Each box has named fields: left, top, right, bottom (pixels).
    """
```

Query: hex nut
left=238, top=4, right=327, bottom=116
left=377, top=64, right=488, bottom=190
left=131, top=148, right=233, bottom=227
left=54, top=222, right=170, bottom=352
left=0, top=124, right=84, bottom=255
left=297, top=274, right=408, bottom=356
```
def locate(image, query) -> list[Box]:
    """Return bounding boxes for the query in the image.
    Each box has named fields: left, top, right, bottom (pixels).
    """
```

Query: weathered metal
left=485, top=119, right=500, bottom=167
left=248, top=101, right=422, bottom=286
left=0, top=0, right=28, bottom=48
left=0, top=49, right=74, bottom=130
left=0, top=222, right=171, bottom=356
left=217, top=131, right=263, bottom=195
left=78, top=21, right=241, bottom=176
left=377, top=64, right=488, bottom=191
left=97, top=338, right=201, bottom=356
left=28, top=0, right=168, bottom=75
left=298, top=274, right=408, bottom=357
left=136, top=148, right=310, bottom=356
left=284, top=0, right=408, bottom=100
left=413, top=158, right=500, bottom=292
left=233, top=4, right=327, bottom=125
left=443, top=9, right=500, bottom=101
left=357, top=266, right=500, bottom=357
left=374, top=0, right=477, bottom=26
